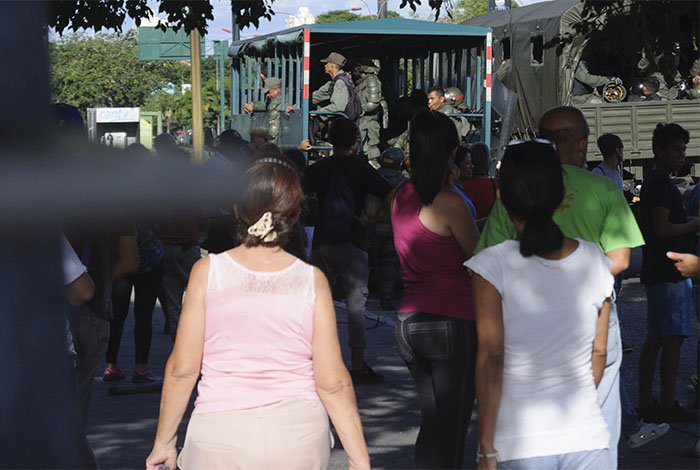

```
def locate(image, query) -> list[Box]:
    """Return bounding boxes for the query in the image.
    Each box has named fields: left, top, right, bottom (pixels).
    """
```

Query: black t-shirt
left=66, top=220, right=136, bottom=320
left=639, top=168, right=695, bottom=284
left=304, top=154, right=392, bottom=250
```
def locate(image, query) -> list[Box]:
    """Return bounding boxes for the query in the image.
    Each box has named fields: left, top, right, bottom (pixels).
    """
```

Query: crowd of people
left=54, top=78, right=699, bottom=469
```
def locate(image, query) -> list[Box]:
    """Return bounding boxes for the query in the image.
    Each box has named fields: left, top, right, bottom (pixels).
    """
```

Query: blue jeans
left=395, top=313, right=476, bottom=469
left=597, top=300, right=622, bottom=468
left=499, top=449, right=610, bottom=469
left=313, top=243, right=369, bottom=349
left=160, top=244, right=201, bottom=341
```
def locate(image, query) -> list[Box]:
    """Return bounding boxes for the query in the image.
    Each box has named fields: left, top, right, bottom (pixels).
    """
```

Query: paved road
left=87, top=275, right=699, bottom=469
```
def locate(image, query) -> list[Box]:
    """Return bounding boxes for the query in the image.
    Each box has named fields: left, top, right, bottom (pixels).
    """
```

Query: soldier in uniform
left=355, top=59, right=386, bottom=167
left=687, top=58, right=700, bottom=100
left=244, top=77, right=283, bottom=142
left=427, top=86, right=467, bottom=140
left=312, top=52, right=353, bottom=116
left=571, top=60, right=622, bottom=104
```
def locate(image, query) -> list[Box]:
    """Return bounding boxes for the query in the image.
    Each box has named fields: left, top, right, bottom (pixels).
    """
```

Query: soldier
left=636, top=52, right=682, bottom=101
left=244, top=77, right=284, bottom=142
left=355, top=59, right=386, bottom=167
left=312, top=52, right=361, bottom=120
left=427, top=86, right=467, bottom=140
left=687, top=58, right=700, bottom=100
left=571, top=60, right=621, bottom=104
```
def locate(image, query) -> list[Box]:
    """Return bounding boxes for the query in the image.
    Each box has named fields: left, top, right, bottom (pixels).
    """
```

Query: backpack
left=332, top=73, right=362, bottom=121
left=322, top=170, right=357, bottom=239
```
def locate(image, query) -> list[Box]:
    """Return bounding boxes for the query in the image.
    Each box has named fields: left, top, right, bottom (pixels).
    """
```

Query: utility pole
left=230, top=4, right=241, bottom=130
left=190, top=29, right=204, bottom=163
left=378, top=0, right=388, bottom=18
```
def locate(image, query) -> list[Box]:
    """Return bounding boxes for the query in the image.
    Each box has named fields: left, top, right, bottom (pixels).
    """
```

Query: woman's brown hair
left=235, top=157, right=303, bottom=247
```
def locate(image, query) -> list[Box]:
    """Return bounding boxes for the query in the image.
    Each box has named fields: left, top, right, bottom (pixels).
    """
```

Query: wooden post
left=190, top=29, right=204, bottom=163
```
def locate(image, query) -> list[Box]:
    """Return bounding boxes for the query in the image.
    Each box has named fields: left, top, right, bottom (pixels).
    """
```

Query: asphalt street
left=86, top=252, right=699, bottom=469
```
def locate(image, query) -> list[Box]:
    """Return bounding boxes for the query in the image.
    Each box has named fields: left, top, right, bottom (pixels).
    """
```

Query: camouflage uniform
left=688, top=59, right=700, bottom=100
left=356, top=64, right=385, bottom=166
left=252, top=93, right=282, bottom=141
left=438, top=102, right=467, bottom=141
left=571, top=60, right=607, bottom=105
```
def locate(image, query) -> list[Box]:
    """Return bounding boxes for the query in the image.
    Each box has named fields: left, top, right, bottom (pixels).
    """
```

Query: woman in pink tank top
left=146, top=158, right=369, bottom=470
left=391, top=110, right=480, bottom=469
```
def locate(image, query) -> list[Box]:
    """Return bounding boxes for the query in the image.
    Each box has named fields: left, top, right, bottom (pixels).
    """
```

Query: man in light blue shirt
left=593, top=133, right=624, bottom=192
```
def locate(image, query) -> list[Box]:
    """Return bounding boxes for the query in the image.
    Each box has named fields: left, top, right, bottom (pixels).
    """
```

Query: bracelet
left=476, top=451, right=498, bottom=461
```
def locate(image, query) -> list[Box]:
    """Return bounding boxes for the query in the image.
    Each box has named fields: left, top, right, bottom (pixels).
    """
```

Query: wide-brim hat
left=263, top=77, right=282, bottom=93
left=320, top=52, right=346, bottom=68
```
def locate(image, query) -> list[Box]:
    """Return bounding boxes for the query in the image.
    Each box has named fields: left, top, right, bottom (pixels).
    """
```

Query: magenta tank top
left=391, top=182, right=474, bottom=320
left=194, top=253, right=320, bottom=414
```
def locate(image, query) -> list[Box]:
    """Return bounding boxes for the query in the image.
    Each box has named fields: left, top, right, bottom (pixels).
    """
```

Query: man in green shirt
left=476, top=106, right=645, bottom=469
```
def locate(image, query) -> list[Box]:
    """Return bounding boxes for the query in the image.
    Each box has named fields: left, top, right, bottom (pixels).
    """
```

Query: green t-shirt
left=476, top=164, right=645, bottom=253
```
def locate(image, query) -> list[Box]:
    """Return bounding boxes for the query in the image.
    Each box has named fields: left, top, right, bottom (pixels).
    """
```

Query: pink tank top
left=392, top=182, right=474, bottom=320
left=194, top=253, right=320, bottom=414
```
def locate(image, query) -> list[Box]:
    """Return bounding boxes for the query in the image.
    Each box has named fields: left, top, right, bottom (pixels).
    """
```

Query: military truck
left=464, top=0, right=700, bottom=180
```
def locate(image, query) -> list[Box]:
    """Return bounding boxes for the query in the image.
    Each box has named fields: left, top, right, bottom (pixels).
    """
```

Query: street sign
left=138, top=27, right=205, bottom=61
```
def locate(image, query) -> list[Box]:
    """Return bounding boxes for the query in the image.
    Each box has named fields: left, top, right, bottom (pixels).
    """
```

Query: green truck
left=464, top=0, right=700, bottom=180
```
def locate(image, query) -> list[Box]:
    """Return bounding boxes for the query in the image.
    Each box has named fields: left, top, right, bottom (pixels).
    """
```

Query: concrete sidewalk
left=86, top=278, right=699, bottom=469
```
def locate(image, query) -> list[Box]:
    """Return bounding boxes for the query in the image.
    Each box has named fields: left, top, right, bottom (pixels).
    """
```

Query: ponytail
left=519, top=215, right=564, bottom=258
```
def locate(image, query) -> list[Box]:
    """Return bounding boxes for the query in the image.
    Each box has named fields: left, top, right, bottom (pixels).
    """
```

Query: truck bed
left=578, top=100, right=700, bottom=179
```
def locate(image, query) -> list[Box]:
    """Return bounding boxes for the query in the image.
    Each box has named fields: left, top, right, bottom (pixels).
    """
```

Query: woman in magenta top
left=146, top=158, right=369, bottom=470
left=391, top=110, right=480, bottom=469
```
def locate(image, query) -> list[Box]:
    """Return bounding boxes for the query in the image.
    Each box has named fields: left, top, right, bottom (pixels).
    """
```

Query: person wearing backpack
left=311, top=52, right=362, bottom=122
left=303, top=117, right=392, bottom=385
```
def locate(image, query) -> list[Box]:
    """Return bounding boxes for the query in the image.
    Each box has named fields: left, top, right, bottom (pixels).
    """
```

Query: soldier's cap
left=263, top=77, right=282, bottom=92
left=380, top=147, right=405, bottom=169
left=320, top=52, right=346, bottom=68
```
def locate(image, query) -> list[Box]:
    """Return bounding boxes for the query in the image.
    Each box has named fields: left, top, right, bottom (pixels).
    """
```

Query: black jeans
left=106, top=264, right=163, bottom=365
left=396, top=313, right=477, bottom=469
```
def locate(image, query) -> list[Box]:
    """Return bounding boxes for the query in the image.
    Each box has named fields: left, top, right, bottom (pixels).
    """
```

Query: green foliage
left=50, top=31, right=189, bottom=111
left=48, top=0, right=274, bottom=35
left=447, top=0, right=518, bottom=23
left=316, top=10, right=400, bottom=23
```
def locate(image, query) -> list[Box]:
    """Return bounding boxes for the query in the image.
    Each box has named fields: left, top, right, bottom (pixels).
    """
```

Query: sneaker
left=636, top=399, right=661, bottom=423
left=102, top=365, right=125, bottom=382
left=660, top=401, right=697, bottom=423
left=350, top=363, right=384, bottom=385
left=132, top=370, right=162, bottom=384
left=626, top=421, right=670, bottom=448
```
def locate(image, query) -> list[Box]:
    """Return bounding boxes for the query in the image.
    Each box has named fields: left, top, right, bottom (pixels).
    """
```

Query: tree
left=48, top=0, right=275, bottom=35
left=49, top=31, right=190, bottom=113
left=447, top=0, right=518, bottom=23
left=48, top=1, right=412, bottom=34
left=316, top=9, right=401, bottom=23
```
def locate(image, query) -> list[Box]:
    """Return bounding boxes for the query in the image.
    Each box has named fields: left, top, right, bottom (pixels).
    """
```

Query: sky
left=137, top=0, right=547, bottom=52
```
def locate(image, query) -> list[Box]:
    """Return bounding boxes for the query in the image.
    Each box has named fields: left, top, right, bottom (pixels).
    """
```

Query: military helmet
left=444, top=87, right=465, bottom=107
left=380, top=147, right=404, bottom=170
left=355, top=57, right=380, bottom=74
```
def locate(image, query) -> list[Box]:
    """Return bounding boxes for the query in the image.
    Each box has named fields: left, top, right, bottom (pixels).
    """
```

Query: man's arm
left=312, top=81, right=331, bottom=105
left=606, top=247, right=630, bottom=277
left=651, top=207, right=700, bottom=238
left=66, top=273, right=95, bottom=306
left=475, top=199, right=517, bottom=253
left=667, top=251, right=700, bottom=278
left=112, top=235, right=138, bottom=279
left=319, top=80, right=349, bottom=114
left=574, top=61, right=611, bottom=88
